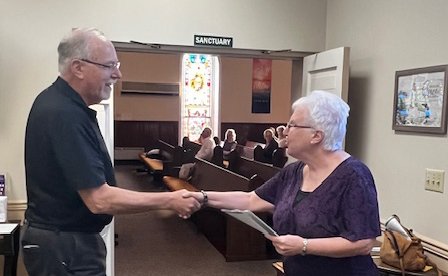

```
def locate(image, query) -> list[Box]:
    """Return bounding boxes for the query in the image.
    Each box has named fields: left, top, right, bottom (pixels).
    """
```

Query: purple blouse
left=255, top=157, right=381, bottom=276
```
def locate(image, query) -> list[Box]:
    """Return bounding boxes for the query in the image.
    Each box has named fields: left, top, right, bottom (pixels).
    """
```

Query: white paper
left=0, top=223, right=18, bottom=234
left=221, top=209, right=278, bottom=236
left=0, top=196, right=7, bottom=223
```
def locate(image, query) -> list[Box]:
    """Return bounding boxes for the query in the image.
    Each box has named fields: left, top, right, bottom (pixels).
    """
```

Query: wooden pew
left=158, top=140, right=185, bottom=177
left=210, top=145, right=224, bottom=167
left=163, top=176, right=198, bottom=192
left=238, top=141, right=289, bottom=168
left=163, top=158, right=275, bottom=262
left=181, top=138, right=201, bottom=163
left=164, top=157, right=265, bottom=193
left=139, top=153, right=163, bottom=172
left=235, top=141, right=264, bottom=160
left=227, top=152, right=281, bottom=183
left=189, top=158, right=264, bottom=192
left=254, top=145, right=284, bottom=167
left=139, top=139, right=184, bottom=180
left=253, top=145, right=268, bottom=163
left=272, top=148, right=288, bottom=168
left=181, top=137, right=224, bottom=167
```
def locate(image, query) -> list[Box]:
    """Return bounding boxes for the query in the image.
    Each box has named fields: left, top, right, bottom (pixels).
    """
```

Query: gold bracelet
left=301, top=238, right=308, bottom=256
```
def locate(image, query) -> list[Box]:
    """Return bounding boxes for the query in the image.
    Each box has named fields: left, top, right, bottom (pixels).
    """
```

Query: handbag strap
left=388, top=230, right=443, bottom=276
left=398, top=258, right=405, bottom=276
left=386, top=230, right=403, bottom=257
left=386, top=230, right=406, bottom=276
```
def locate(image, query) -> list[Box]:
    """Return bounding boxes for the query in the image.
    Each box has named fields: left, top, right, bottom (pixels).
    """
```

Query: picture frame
left=392, top=65, right=448, bottom=134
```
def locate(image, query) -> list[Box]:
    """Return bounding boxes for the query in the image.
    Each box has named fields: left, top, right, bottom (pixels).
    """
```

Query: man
left=179, top=127, right=215, bottom=179
left=195, top=127, right=215, bottom=161
left=22, top=28, right=200, bottom=275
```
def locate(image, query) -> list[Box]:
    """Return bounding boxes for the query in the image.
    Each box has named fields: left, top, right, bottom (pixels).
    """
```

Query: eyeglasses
left=286, top=122, right=313, bottom=130
left=79, top=58, right=121, bottom=70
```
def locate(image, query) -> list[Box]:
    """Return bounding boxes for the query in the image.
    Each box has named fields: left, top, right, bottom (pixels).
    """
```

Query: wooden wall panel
left=221, top=122, right=286, bottom=145
left=114, top=121, right=178, bottom=151
left=115, top=121, right=286, bottom=150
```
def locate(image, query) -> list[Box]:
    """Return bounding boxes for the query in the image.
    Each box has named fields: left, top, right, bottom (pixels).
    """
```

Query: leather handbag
left=380, top=215, right=442, bottom=276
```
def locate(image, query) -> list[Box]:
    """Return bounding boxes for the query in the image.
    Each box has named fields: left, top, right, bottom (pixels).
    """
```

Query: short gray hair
left=292, top=90, right=350, bottom=151
left=57, top=28, right=107, bottom=74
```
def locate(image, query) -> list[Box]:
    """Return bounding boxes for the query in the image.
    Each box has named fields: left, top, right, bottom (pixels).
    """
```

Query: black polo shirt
left=25, top=77, right=115, bottom=233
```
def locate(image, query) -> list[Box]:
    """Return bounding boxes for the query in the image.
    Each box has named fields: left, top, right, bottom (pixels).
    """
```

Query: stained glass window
left=181, top=54, right=219, bottom=142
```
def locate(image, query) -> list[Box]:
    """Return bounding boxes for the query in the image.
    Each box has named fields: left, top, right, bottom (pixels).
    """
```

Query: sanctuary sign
left=194, top=35, right=233, bottom=48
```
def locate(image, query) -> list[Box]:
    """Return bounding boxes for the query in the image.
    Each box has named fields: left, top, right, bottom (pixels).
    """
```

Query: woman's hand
left=265, top=235, right=377, bottom=258
left=265, top=234, right=304, bottom=256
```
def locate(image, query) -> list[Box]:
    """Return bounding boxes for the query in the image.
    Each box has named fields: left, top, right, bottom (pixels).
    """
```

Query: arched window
left=180, top=54, right=220, bottom=142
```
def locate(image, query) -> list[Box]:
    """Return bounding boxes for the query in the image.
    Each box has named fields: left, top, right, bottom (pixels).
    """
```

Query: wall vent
left=121, top=81, right=179, bottom=96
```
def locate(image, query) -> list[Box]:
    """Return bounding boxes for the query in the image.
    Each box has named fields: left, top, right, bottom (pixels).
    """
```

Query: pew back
left=182, top=138, right=201, bottom=163
left=229, top=155, right=281, bottom=183
left=211, top=145, right=224, bottom=167
left=183, top=157, right=273, bottom=261
left=157, top=139, right=183, bottom=166
left=272, top=148, right=288, bottom=168
left=191, top=158, right=263, bottom=192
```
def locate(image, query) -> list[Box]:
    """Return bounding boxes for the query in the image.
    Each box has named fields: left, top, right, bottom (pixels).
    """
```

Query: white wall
left=326, top=0, right=448, bottom=245
left=0, top=1, right=326, bottom=205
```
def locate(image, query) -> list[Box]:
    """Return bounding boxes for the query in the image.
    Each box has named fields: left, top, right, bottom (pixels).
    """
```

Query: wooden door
left=302, top=47, right=350, bottom=101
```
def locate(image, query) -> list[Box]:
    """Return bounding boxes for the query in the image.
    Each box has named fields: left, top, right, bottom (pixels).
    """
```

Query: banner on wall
left=251, top=59, right=272, bottom=113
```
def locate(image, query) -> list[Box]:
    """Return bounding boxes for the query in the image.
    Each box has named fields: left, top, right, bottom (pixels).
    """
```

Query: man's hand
left=169, top=189, right=201, bottom=219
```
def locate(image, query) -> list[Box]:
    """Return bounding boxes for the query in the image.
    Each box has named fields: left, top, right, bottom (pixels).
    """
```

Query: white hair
left=225, top=128, right=236, bottom=141
left=292, top=90, right=350, bottom=151
left=57, top=28, right=108, bottom=74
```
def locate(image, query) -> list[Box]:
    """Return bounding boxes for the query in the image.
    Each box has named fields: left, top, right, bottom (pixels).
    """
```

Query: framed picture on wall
left=392, top=65, right=448, bottom=134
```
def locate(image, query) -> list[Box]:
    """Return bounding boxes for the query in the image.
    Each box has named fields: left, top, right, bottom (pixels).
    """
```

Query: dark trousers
left=21, top=224, right=106, bottom=276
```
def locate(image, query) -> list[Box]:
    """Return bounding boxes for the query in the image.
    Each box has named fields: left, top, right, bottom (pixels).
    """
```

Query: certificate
left=221, top=209, right=278, bottom=236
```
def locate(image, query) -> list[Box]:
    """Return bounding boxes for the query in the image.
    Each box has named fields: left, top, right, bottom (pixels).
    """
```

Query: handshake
left=169, top=190, right=208, bottom=219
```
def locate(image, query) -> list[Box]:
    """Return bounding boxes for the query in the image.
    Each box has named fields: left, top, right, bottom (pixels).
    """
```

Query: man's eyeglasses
left=79, top=59, right=121, bottom=70
left=286, top=122, right=313, bottom=130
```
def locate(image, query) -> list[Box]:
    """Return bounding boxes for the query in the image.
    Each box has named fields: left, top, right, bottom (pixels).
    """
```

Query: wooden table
left=372, top=256, right=445, bottom=275
left=272, top=257, right=446, bottom=275
left=0, top=223, right=20, bottom=276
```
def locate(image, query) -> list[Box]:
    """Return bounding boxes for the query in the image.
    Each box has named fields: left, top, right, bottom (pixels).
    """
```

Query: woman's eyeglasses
left=286, top=122, right=313, bottom=130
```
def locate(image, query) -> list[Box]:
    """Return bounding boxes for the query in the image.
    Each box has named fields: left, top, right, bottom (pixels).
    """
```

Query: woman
left=222, top=128, right=237, bottom=160
left=184, top=91, right=381, bottom=275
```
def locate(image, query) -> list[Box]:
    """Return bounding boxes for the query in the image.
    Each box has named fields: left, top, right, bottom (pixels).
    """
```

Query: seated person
left=262, top=128, right=279, bottom=163
left=179, top=127, right=215, bottom=179
left=222, top=129, right=237, bottom=160
left=195, top=127, right=215, bottom=161
left=182, top=136, right=190, bottom=148
left=276, top=125, right=287, bottom=148
left=213, top=136, right=221, bottom=146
